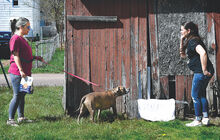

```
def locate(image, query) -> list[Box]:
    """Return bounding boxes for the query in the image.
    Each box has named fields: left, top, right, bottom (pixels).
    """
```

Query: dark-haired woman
left=180, top=21, right=214, bottom=127
left=7, top=17, right=43, bottom=126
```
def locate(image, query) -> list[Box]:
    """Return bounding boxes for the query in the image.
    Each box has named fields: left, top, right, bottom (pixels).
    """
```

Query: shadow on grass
left=207, top=124, right=216, bottom=127
left=97, top=111, right=128, bottom=123
left=76, top=110, right=128, bottom=123
left=38, top=115, right=63, bottom=122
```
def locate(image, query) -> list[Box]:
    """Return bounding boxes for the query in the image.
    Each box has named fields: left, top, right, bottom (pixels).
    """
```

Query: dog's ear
left=118, top=86, right=120, bottom=91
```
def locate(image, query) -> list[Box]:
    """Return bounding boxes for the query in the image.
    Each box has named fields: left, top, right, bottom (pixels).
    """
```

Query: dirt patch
left=1, top=60, right=10, bottom=67
left=210, top=117, right=220, bottom=126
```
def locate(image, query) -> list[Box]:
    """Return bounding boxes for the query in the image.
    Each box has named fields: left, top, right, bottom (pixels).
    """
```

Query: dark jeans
left=191, top=73, right=211, bottom=120
left=8, top=74, right=25, bottom=119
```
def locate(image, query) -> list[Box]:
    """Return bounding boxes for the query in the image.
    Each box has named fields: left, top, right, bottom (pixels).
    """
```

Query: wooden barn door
left=65, top=0, right=149, bottom=118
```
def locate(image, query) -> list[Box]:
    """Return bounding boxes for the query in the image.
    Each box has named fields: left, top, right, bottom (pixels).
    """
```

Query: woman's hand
left=180, top=53, right=186, bottom=58
left=180, top=34, right=186, bottom=41
left=203, top=70, right=212, bottom=77
left=19, top=70, right=26, bottom=78
left=35, top=56, right=44, bottom=62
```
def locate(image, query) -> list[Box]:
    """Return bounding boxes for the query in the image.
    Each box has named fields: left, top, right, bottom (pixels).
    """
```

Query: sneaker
left=186, top=120, right=202, bottom=127
left=17, top=117, right=33, bottom=123
left=7, top=119, right=19, bottom=127
left=202, top=118, right=210, bottom=126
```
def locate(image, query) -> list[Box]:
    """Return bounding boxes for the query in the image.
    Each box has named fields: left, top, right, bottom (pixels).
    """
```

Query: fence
left=34, top=34, right=60, bottom=68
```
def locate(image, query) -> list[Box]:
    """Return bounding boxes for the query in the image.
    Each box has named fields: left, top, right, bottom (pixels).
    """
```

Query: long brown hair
left=181, top=21, right=201, bottom=52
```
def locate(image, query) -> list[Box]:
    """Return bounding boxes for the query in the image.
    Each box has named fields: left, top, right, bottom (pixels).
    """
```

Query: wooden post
left=35, top=43, right=39, bottom=68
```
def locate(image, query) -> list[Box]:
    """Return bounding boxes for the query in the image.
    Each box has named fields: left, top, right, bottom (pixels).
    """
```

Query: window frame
left=13, top=0, right=18, bottom=7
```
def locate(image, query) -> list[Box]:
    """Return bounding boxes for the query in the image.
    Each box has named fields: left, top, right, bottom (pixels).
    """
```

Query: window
left=13, top=0, right=18, bottom=6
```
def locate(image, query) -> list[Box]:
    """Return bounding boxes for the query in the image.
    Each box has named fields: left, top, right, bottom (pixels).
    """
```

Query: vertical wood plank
left=115, top=0, right=122, bottom=113
left=122, top=0, right=132, bottom=117
left=65, top=0, right=73, bottom=112
left=130, top=0, right=139, bottom=117
left=138, top=0, right=148, bottom=99
left=175, top=75, right=185, bottom=101
left=89, top=1, right=99, bottom=92
left=104, top=0, right=112, bottom=90
left=160, top=76, right=169, bottom=98
left=148, top=0, right=160, bottom=98
left=67, top=0, right=77, bottom=114
left=99, top=0, right=106, bottom=92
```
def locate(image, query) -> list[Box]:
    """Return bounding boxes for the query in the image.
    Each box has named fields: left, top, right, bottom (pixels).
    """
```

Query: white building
left=0, top=0, right=41, bottom=37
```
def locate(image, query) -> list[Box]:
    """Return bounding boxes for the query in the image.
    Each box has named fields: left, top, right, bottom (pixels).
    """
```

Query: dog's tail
left=75, top=96, right=86, bottom=112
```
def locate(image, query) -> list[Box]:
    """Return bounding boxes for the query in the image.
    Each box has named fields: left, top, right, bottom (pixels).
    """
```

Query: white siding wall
left=32, top=0, right=41, bottom=37
left=0, top=0, right=40, bottom=37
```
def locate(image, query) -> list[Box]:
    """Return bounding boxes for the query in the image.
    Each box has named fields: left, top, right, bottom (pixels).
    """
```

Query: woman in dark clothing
left=180, top=21, right=214, bottom=127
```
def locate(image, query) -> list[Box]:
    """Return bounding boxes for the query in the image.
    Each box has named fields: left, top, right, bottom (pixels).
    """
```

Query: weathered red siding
left=65, top=0, right=149, bottom=118
left=65, top=0, right=220, bottom=118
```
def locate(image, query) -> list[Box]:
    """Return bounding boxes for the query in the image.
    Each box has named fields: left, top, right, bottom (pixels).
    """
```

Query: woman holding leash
left=180, top=21, right=214, bottom=127
left=7, top=17, right=44, bottom=126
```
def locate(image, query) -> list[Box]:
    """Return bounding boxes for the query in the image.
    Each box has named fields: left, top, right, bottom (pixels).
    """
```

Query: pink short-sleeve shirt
left=8, top=35, right=33, bottom=76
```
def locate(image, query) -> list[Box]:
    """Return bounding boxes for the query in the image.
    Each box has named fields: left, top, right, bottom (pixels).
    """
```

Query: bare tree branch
left=24, top=0, right=64, bottom=48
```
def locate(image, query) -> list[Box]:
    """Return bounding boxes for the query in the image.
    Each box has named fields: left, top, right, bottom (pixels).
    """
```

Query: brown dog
left=76, top=86, right=130, bottom=122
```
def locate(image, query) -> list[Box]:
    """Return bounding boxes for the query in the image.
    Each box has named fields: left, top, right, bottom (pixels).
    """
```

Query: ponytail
left=10, top=19, right=18, bottom=35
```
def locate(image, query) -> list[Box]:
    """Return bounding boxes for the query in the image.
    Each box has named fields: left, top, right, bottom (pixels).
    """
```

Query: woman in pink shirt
left=7, top=17, right=43, bottom=126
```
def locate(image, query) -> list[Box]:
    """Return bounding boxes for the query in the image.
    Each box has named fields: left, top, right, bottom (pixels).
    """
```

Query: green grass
left=0, top=47, right=64, bottom=74
left=0, top=61, right=9, bottom=74
left=0, top=87, right=220, bottom=140
left=31, top=48, right=64, bottom=73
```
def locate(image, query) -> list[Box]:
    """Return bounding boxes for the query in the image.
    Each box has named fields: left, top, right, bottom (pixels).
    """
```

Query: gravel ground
left=0, top=73, right=64, bottom=87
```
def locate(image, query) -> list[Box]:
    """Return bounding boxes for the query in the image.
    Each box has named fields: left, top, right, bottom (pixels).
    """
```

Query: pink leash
left=41, top=60, right=99, bottom=86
